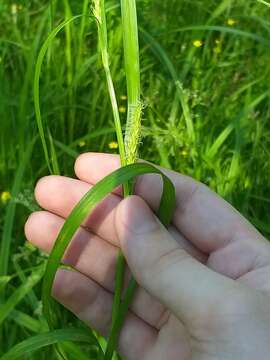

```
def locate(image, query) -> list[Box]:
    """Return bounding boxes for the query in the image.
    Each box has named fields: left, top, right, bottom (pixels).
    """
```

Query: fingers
left=53, top=269, right=156, bottom=360
left=75, top=152, right=122, bottom=195
left=75, top=153, right=267, bottom=254
left=75, top=153, right=270, bottom=279
left=34, top=175, right=206, bottom=263
left=25, top=211, right=170, bottom=329
left=34, top=176, right=120, bottom=244
left=115, top=196, right=241, bottom=325
left=25, top=211, right=118, bottom=288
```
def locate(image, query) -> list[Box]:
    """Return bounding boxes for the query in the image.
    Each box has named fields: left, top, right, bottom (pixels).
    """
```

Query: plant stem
left=93, top=0, right=126, bottom=165
left=104, top=277, right=138, bottom=360
left=94, top=0, right=130, bottom=335
left=105, top=1, right=142, bottom=358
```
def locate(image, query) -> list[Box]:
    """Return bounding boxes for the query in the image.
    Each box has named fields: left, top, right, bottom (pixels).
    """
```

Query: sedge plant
left=2, top=0, right=270, bottom=359
left=32, top=0, right=176, bottom=359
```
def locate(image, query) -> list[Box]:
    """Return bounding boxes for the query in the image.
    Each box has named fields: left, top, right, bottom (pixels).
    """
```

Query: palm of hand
left=25, top=153, right=270, bottom=360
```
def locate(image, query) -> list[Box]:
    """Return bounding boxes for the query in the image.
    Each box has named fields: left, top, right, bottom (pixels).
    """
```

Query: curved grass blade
left=257, top=0, right=270, bottom=7
left=34, top=15, right=84, bottom=174
left=166, top=25, right=270, bottom=49
left=42, top=163, right=176, bottom=330
left=0, top=328, right=98, bottom=360
left=0, top=264, right=45, bottom=326
left=0, top=276, right=12, bottom=294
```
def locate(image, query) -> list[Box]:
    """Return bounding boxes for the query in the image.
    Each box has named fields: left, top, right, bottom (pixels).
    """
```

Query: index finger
left=74, top=152, right=267, bottom=255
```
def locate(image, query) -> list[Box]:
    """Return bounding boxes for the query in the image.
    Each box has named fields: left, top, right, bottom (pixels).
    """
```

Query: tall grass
left=1, top=0, right=270, bottom=358
left=36, top=2, right=171, bottom=359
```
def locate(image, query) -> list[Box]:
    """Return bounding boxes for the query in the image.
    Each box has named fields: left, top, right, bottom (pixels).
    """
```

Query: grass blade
left=0, top=264, right=45, bottom=326
left=93, top=0, right=126, bottom=167
left=140, top=27, right=195, bottom=143
left=9, top=310, right=47, bottom=334
left=0, top=139, right=36, bottom=280
left=0, top=277, right=12, bottom=294
left=42, top=163, right=176, bottom=330
left=0, top=328, right=98, bottom=360
left=34, top=15, right=83, bottom=174
left=166, top=25, right=270, bottom=48
left=257, top=0, right=270, bottom=7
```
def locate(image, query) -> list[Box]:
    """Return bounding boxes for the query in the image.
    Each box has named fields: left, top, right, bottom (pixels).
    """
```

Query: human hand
left=25, top=153, right=270, bottom=360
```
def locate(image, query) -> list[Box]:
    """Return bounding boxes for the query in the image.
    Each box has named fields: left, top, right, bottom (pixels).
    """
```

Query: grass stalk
left=105, top=1, right=142, bottom=358
left=63, top=0, right=75, bottom=143
left=77, top=0, right=90, bottom=69
left=93, top=0, right=129, bottom=337
left=93, top=0, right=126, bottom=166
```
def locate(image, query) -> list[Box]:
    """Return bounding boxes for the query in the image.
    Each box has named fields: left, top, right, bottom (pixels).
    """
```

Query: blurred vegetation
left=0, top=0, right=270, bottom=358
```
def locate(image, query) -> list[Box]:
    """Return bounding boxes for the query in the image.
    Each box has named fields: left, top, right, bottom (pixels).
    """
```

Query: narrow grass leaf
left=42, top=163, right=176, bottom=329
left=140, top=27, right=195, bottom=142
left=93, top=0, right=126, bottom=166
left=34, top=15, right=83, bottom=174
left=209, top=0, right=232, bottom=22
left=206, top=124, right=234, bottom=159
left=257, top=0, right=270, bottom=7
left=0, top=264, right=45, bottom=326
left=0, top=276, right=12, bottom=294
left=0, top=139, right=36, bottom=279
left=167, top=25, right=270, bottom=48
left=0, top=328, right=98, bottom=360
left=9, top=310, right=47, bottom=333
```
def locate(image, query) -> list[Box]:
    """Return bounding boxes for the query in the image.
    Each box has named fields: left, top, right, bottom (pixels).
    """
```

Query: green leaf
left=0, top=264, right=45, bottom=326
left=166, top=25, right=270, bottom=48
left=34, top=15, right=83, bottom=174
left=257, top=0, right=270, bottom=8
left=0, top=328, right=98, bottom=360
left=0, top=139, right=36, bottom=279
left=0, top=276, right=12, bottom=294
left=9, top=310, right=47, bottom=333
left=140, top=27, right=195, bottom=143
left=42, top=163, right=176, bottom=329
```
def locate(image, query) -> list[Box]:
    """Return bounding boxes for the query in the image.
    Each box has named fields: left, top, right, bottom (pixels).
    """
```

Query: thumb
left=116, top=196, right=239, bottom=323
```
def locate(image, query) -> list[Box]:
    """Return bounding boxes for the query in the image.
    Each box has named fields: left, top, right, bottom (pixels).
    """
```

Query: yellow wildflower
left=78, top=140, right=86, bottom=147
left=193, top=40, right=203, bottom=48
left=119, top=106, right=126, bottom=113
left=1, top=191, right=11, bottom=204
left=227, top=18, right=237, bottom=26
left=120, top=95, right=127, bottom=101
left=180, top=149, right=188, bottom=157
left=108, top=141, right=118, bottom=150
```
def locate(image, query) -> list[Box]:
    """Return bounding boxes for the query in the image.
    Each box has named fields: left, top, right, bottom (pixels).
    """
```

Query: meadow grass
left=1, top=0, right=270, bottom=358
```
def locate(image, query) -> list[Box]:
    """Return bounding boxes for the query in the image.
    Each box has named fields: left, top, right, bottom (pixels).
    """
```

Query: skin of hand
left=25, top=153, right=270, bottom=360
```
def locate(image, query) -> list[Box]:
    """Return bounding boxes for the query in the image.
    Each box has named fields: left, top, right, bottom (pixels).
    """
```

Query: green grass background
left=0, top=0, right=270, bottom=358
